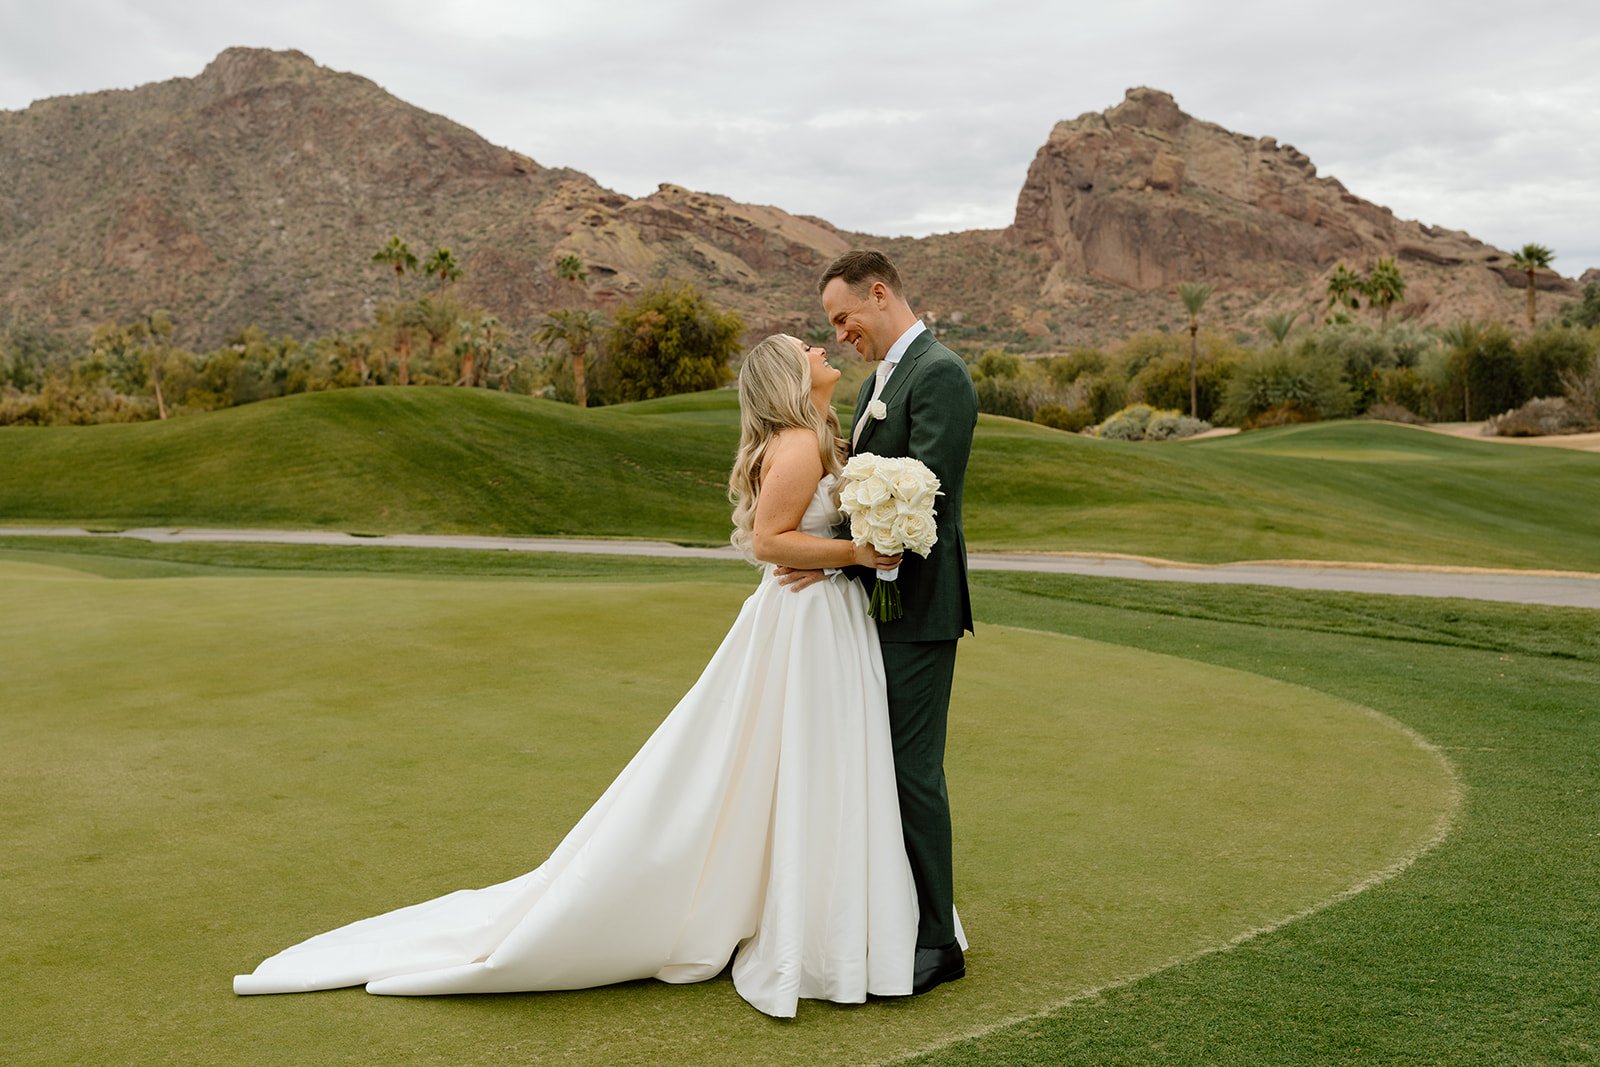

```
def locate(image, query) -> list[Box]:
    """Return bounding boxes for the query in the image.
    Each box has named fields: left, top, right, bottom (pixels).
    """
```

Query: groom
left=781, top=249, right=978, bottom=995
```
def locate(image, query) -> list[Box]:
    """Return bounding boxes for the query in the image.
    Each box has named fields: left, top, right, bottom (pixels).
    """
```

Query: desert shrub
left=0, top=385, right=48, bottom=425
left=1461, top=325, right=1522, bottom=420
left=974, top=349, right=1023, bottom=380
left=1130, top=354, right=1234, bottom=422
left=1144, top=410, right=1213, bottom=440
left=974, top=374, right=1036, bottom=420
left=1485, top=397, right=1595, bottom=437
left=1092, top=403, right=1158, bottom=440
left=1363, top=401, right=1426, bottom=425
left=1040, top=348, right=1107, bottom=388
left=1295, top=322, right=1437, bottom=413
left=1516, top=326, right=1594, bottom=399
left=1374, top=366, right=1427, bottom=415
left=1559, top=353, right=1600, bottom=424
left=1559, top=283, right=1600, bottom=329
left=1090, top=403, right=1211, bottom=441
left=1068, top=372, right=1127, bottom=422
left=1118, top=332, right=1186, bottom=376
left=1033, top=403, right=1094, bottom=433
left=1217, top=349, right=1352, bottom=426
left=1243, top=401, right=1319, bottom=429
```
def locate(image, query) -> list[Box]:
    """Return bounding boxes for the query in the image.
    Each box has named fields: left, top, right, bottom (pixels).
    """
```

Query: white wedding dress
left=234, top=474, right=943, bottom=1017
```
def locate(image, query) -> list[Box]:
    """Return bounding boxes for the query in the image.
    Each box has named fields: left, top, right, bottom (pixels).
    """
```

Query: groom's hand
left=774, top=566, right=826, bottom=592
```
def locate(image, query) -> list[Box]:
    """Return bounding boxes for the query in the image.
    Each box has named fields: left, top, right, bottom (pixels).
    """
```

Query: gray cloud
left=4, top=0, right=1597, bottom=273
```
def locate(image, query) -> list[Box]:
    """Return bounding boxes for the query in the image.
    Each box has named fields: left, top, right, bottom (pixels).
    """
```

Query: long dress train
left=233, top=475, right=949, bottom=1017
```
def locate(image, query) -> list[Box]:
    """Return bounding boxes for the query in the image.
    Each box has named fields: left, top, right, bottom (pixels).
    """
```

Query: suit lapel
left=877, top=331, right=932, bottom=412
left=855, top=332, right=933, bottom=451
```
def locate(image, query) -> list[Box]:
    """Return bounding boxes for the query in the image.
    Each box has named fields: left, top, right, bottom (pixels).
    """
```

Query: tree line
left=974, top=245, right=1600, bottom=437
left=0, top=238, right=743, bottom=426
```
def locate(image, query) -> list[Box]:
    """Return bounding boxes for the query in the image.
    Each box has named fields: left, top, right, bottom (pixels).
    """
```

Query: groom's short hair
left=818, top=249, right=904, bottom=298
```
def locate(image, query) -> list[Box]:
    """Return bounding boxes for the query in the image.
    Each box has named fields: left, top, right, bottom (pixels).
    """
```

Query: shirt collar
left=882, top=319, right=926, bottom=366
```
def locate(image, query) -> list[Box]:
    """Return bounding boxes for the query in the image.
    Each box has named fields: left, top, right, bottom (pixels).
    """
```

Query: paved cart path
left=5, top=526, right=1598, bottom=609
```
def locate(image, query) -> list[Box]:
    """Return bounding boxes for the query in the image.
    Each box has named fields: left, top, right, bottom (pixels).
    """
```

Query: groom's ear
left=870, top=281, right=890, bottom=307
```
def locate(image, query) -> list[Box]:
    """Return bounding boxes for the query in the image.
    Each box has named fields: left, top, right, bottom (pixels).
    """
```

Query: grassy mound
left=2, top=387, right=1597, bottom=569
left=0, top=555, right=1449, bottom=1065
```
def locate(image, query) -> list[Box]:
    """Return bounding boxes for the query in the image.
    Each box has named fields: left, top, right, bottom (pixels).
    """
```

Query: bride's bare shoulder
left=760, top=428, right=824, bottom=477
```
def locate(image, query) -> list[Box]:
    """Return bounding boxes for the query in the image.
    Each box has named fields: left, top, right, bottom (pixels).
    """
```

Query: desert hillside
left=0, top=49, right=1575, bottom=349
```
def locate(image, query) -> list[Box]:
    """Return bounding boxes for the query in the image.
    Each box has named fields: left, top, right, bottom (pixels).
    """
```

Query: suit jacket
left=845, top=329, right=978, bottom=643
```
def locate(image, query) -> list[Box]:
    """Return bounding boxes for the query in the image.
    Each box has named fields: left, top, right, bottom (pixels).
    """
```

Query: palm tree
left=1509, top=243, right=1555, bottom=329
left=1176, top=282, right=1214, bottom=417
left=536, top=308, right=601, bottom=408
left=1263, top=310, right=1300, bottom=347
left=424, top=247, right=462, bottom=290
left=1325, top=263, right=1362, bottom=321
left=454, top=315, right=501, bottom=387
left=555, top=254, right=586, bottom=288
left=1363, top=257, right=1407, bottom=333
left=372, top=236, right=417, bottom=300
left=1440, top=319, right=1482, bottom=421
left=414, top=296, right=459, bottom=373
left=138, top=310, right=174, bottom=420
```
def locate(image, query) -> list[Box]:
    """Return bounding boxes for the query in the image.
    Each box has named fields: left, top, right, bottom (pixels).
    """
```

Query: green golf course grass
left=3, top=386, right=1597, bottom=569
left=1, top=548, right=1455, bottom=1066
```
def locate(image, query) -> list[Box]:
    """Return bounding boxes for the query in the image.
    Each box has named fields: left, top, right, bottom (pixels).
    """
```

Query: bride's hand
left=853, top=543, right=902, bottom=569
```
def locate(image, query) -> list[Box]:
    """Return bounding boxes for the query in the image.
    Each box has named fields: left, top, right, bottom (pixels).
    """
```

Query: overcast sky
left=4, top=0, right=1598, bottom=275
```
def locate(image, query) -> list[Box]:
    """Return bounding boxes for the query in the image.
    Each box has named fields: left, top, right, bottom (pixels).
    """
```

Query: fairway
left=2, top=387, right=1597, bottom=570
left=1, top=558, right=1454, bottom=1065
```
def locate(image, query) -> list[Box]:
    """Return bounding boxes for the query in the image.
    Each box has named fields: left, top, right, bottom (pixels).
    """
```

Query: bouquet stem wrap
left=837, top=455, right=941, bottom=624
left=869, top=567, right=903, bottom=621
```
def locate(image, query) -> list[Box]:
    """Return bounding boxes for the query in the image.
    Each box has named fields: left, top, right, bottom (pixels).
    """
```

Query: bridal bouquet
left=838, top=453, right=941, bottom=622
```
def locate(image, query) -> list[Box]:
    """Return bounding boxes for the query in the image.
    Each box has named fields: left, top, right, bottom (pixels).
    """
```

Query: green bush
left=1217, top=350, right=1352, bottom=426
left=1559, top=283, right=1600, bottom=329
left=1516, top=326, right=1594, bottom=399
left=975, top=375, right=1036, bottom=421
left=1033, top=403, right=1094, bottom=433
left=1145, top=410, right=1213, bottom=440
left=1089, top=403, right=1212, bottom=441
left=1040, top=348, right=1107, bottom=388
left=975, top=349, right=1023, bottom=380
left=1560, top=352, right=1600, bottom=424
left=1094, top=403, right=1158, bottom=440
left=602, top=282, right=742, bottom=403
left=1294, top=322, right=1437, bottom=414
left=1131, top=354, right=1234, bottom=422
left=1461, top=325, right=1521, bottom=420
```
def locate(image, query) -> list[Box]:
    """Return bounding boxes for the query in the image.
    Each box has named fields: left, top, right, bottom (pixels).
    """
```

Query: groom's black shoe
left=912, top=942, right=965, bottom=995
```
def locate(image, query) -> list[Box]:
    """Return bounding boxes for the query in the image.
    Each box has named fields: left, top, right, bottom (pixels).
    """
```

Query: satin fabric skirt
left=234, top=568, right=926, bottom=1017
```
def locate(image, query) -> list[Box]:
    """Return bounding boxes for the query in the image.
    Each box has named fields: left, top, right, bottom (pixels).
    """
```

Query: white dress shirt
left=854, top=320, right=926, bottom=448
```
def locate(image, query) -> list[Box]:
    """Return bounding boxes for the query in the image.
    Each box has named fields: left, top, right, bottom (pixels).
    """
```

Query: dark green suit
left=848, top=327, right=977, bottom=947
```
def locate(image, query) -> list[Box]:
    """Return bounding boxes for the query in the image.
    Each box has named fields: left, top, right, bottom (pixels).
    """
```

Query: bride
left=233, top=335, right=947, bottom=1018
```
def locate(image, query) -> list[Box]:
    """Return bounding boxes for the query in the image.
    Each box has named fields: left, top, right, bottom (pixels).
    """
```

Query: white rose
left=853, top=474, right=891, bottom=508
left=899, top=511, right=937, bottom=556
left=867, top=399, right=888, bottom=421
left=843, top=452, right=881, bottom=479
left=890, top=469, right=937, bottom=508
left=867, top=499, right=899, bottom=531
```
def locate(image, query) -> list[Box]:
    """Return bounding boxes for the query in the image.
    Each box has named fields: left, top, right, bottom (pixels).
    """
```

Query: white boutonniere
left=867, top=399, right=888, bottom=421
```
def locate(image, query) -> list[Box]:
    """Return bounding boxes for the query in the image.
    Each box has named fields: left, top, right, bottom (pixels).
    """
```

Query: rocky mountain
left=0, top=48, right=855, bottom=348
left=0, top=50, right=1577, bottom=351
left=1007, top=87, right=1573, bottom=333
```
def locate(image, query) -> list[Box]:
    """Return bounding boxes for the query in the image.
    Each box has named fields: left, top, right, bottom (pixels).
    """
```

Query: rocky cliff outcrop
left=1008, top=87, right=1570, bottom=328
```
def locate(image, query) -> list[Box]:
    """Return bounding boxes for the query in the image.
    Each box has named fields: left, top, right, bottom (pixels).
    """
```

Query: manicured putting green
left=0, top=562, right=1456, bottom=1065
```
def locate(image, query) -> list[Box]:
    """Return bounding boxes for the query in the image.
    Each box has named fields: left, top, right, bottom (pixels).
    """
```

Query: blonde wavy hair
left=728, top=335, right=844, bottom=560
